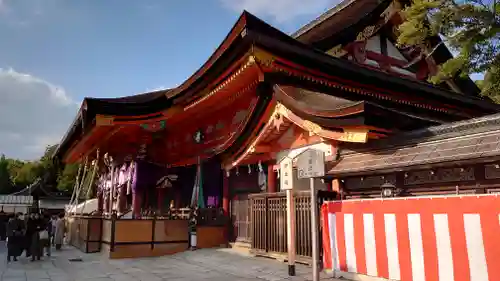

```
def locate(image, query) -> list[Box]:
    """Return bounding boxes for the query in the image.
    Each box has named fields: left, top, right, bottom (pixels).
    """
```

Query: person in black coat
left=24, top=213, right=35, bottom=257
left=6, top=214, right=23, bottom=262
left=25, top=213, right=43, bottom=261
left=0, top=210, right=7, bottom=241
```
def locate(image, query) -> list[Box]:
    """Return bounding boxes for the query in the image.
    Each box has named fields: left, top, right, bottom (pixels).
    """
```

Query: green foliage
left=0, top=155, right=14, bottom=194
left=397, top=0, right=500, bottom=101
left=1, top=144, right=80, bottom=195
left=56, top=163, right=79, bottom=192
left=13, top=161, right=41, bottom=188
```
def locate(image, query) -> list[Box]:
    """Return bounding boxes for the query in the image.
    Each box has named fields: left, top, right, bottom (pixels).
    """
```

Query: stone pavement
left=0, top=245, right=342, bottom=281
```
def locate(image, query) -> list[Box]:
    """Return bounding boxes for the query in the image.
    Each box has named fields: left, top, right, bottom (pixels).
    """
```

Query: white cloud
left=145, top=85, right=168, bottom=92
left=0, top=68, right=79, bottom=160
left=0, top=0, right=64, bottom=27
left=219, top=0, right=336, bottom=23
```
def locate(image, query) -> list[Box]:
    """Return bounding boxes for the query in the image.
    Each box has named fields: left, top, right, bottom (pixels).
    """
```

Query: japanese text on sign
left=279, top=157, right=294, bottom=190
left=297, top=149, right=325, bottom=179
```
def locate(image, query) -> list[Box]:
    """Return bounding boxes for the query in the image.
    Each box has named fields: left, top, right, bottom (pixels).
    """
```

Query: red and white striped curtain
left=322, top=195, right=500, bottom=281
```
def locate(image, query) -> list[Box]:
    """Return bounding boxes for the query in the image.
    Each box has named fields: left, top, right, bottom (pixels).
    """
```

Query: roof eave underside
left=53, top=89, right=174, bottom=160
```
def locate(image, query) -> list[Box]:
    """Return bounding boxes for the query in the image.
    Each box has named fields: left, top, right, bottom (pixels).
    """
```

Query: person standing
left=54, top=213, right=65, bottom=250
left=24, top=213, right=36, bottom=258
left=51, top=215, right=57, bottom=246
left=40, top=213, right=51, bottom=257
left=0, top=210, right=7, bottom=241
left=6, top=214, right=22, bottom=262
left=26, top=213, right=42, bottom=261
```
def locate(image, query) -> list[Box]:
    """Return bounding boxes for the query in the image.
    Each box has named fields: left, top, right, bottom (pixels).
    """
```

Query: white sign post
left=279, top=156, right=296, bottom=276
left=297, top=149, right=325, bottom=281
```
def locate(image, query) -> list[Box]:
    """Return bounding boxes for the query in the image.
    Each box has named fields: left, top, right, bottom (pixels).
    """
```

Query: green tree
left=0, top=155, right=14, bottom=194
left=14, top=161, right=41, bottom=188
left=6, top=158, right=26, bottom=188
left=397, top=0, right=500, bottom=101
left=38, top=144, right=60, bottom=187
left=56, top=163, right=80, bottom=192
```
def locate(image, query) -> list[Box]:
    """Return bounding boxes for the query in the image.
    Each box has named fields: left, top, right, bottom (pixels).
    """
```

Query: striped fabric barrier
left=321, top=195, right=500, bottom=281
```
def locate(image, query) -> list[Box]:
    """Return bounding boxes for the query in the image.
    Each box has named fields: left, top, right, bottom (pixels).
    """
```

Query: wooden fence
left=231, top=195, right=251, bottom=242
left=67, top=207, right=228, bottom=259
left=67, top=216, right=102, bottom=253
left=249, top=190, right=337, bottom=263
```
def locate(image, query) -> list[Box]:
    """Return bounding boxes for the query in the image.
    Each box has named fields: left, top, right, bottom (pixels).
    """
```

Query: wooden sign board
left=297, top=149, right=325, bottom=179
left=279, top=156, right=294, bottom=190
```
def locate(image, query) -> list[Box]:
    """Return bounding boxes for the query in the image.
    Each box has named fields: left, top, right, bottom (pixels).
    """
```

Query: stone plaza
left=0, top=245, right=338, bottom=281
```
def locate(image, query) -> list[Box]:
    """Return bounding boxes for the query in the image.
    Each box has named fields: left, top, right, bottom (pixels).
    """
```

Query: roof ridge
left=292, top=0, right=357, bottom=38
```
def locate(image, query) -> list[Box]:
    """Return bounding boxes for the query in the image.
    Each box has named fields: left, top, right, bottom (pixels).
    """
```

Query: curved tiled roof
left=331, top=113, right=500, bottom=175
left=53, top=9, right=500, bottom=162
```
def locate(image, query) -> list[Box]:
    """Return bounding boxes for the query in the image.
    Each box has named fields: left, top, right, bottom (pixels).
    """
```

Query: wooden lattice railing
left=249, top=191, right=337, bottom=263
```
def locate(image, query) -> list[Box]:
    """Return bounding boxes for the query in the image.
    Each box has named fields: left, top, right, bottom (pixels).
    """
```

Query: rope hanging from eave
left=68, top=161, right=83, bottom=211
left=80, top=149, right=100, bottom=216
left=73, top=157, right=89, bottom=212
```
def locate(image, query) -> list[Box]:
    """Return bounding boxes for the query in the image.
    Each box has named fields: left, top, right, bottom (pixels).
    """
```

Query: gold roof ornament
left=326, top=45, right=347, bottom=58
left=356, top=25, right=376, bottom=42
left=253, top=48, right=276, bottom=65
left=95, top=115, right=114, bottom=126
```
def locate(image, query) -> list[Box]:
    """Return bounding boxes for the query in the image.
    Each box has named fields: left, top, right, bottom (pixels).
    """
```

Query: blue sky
left=0, top=0, right=338, bottom=159
left=0, top=0, right=334, bottom=99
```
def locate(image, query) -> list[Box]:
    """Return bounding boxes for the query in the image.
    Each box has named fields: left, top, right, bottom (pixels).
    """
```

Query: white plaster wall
left=386, top=39, right=407, bottom=61
left=366, top=35, right=381, bottom=53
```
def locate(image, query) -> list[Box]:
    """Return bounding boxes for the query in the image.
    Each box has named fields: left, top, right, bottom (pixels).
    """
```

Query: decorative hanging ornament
left=258, top=161, right=263, bottom=173
left=248, top=164, right=251, bottom=174
left=236, top=167, right=239, bottom=176
left=226, top=170, right=230, bottom=178
left=277, top=169, right=280, bottom=179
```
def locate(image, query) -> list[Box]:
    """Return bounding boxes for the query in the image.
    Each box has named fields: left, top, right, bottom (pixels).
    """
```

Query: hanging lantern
left=226, top=170, right=230, bottom=177
left=248, top=164, right=252, bottom=174
left=258, top=161, right=263, bottom=173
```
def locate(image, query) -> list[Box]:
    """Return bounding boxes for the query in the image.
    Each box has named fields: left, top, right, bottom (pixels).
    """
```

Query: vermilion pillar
left=267, top=163, right=277, bottom=193
left=222, top=172, right=230, bottom=216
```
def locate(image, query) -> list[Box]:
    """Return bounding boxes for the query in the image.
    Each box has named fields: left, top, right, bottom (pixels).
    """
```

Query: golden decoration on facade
left=95, top=115, right=114, bottom=126
left=356, top=25, right=376, bottom=41
left=302, top=120, right=322, bottom=135
left=326, top=45, right=347, bottom=58
left=184, top=56, right=256, bottom=111
left=338, top=129, right=369, bottom=143
left=252, top=48, right=276, bottom=65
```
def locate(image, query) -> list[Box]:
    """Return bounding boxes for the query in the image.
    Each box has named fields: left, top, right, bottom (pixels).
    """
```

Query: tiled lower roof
left=329, top=113, right=500, bottom=175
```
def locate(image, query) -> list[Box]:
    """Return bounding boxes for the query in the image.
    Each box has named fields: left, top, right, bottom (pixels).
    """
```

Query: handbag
left=39, top=230, right=49, bottom=240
